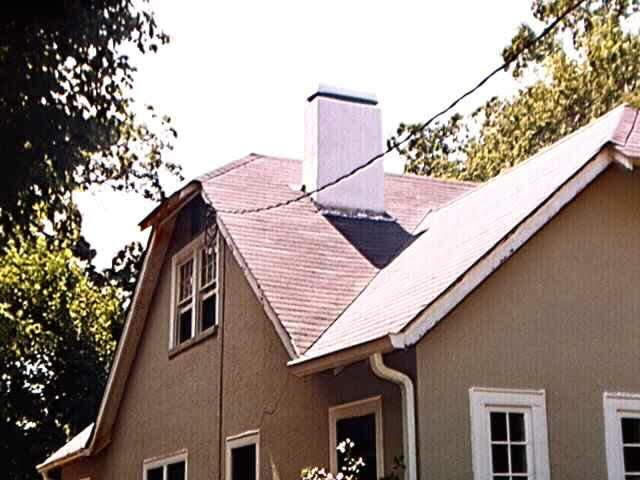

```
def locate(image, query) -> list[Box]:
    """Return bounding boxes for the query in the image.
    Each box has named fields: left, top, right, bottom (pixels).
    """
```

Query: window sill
left=169, top=326, right=218, bottom=359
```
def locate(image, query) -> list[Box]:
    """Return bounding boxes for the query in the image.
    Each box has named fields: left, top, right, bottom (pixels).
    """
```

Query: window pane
left=490, top=412, right=507, bottom=441
left=167, top=461, right=185, bottom=480
left=179, top=259, right=193, bottom=301
left=179, top=308, right=193, bottom=343
left=202, top=294, right=217, bottom=330
left=493, top=477, right=510, bottom=480
left=624, top=447, right=640, bottom=472
left=201, top=247, right=216, bottom=286
left=232, top=444, right=256, bottom=480
left=508, top=413, right=526, bottom=442
left=625, top=476, right=640, bottom=480
left=491, top=444, right=509, bottom=474
left=337, top=414, right=377, bottom=480
left=510, top=445, right=527, bottom=473
left=623, top=418, right=640, bottom=444
left=147, top=466, right=163, bottom=480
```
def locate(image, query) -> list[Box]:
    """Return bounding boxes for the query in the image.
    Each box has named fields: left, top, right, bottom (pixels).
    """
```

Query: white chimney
left=304, top=85, right=385, bottom=214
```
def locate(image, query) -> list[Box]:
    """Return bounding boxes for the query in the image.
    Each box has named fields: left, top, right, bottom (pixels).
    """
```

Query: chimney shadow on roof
left=325, top=215, right=416, bottom=269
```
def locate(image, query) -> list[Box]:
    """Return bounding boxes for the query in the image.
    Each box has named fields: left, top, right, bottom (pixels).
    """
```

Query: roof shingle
left=199, top=156, right=474, bottom=353
left=299, top=104, right=639, bottom=362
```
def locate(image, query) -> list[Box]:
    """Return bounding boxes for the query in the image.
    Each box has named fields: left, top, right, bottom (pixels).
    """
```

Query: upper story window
left=604, top=392, right=640, bottom=479
left=469, top=387, right=550, bottom=480
left=170, top=231, right=221, bottom=349
left=143, top=451, right=187, bottom=480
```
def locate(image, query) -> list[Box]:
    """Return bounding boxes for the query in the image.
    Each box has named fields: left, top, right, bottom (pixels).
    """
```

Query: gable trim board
left=392, top=146, right=627, bottom=350
left=38, top=219, right=174, bottom=473
left=89, top=217, right=177, bottom=454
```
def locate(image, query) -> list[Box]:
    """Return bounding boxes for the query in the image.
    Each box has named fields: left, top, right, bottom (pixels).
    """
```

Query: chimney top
left=304, top=84, right=385, bottom=214
left=307, top=84, right=378, bottom=106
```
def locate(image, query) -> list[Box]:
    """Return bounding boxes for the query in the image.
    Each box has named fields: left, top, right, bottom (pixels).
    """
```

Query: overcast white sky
left=77, top=1, right=535, bottom=268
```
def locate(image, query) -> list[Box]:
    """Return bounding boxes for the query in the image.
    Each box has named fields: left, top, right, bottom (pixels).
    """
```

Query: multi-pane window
left=177, top=259, right=194, bottom=344
left=470, top=388, right=550, bottom=480
left=200, top=246, right=218, bottom=331
left=488, top=410, right=531, bottom=479
left=171, top=233, right=221, bottom=348
left=143, top=455, right=186, bottom=480
left=604, top=393, right=640, bottom=480
left=621, top=416, right=640, bottom=478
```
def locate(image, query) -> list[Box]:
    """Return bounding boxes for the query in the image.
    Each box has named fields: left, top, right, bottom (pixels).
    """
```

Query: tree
left=393, top=0, right=640, bottom=181
left=0, top=232, right=122, bottom=480
left=0, top=0, right=182, bottom=237
left=0, top=2, right=179, bottom=477
left=103, top=240, right=145, bottom=342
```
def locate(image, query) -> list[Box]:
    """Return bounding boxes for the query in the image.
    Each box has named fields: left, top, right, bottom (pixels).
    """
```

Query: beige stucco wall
left=416, top=166, right=640, bottom=479
left=61, top=198, right=412, bottom=480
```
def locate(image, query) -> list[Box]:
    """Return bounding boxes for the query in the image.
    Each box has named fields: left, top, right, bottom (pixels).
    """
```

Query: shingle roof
left=199, top=156, right=475, bottom=353
left=297, top=104, right=640, bottom=362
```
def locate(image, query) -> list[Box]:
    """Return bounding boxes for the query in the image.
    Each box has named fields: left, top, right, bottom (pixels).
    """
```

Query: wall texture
left=416, top=166, right=640, bottom=479
left=60, top=197, right=412, bottom=480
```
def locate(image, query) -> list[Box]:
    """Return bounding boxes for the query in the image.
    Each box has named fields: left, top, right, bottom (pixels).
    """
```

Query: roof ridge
left=197, top=153, right=263, bottom=182
left=383, top=170, right=478, bottom=186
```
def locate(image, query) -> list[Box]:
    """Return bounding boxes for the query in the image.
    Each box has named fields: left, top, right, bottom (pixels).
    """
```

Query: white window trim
left=169, top=231, right=222, bottom=349
left=225, top=430, right=260, bottom=480
left=328, top=395, right=384, bottom=478
left=469, top=387, right=550, bottom=480
left=142, top=450, right=188, bottom=480
left=604, top=391, right=640, bottom=479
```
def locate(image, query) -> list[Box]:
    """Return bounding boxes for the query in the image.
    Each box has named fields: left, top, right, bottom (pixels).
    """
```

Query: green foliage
left=102, top=240, right=145, bottom=342
left=0, top=0, right=182, bottom=236
left=0, top=231, right=122, bottom=480
left=0, top=2, right=174, bottom=477
left=394, top=0, right=640, bottom=181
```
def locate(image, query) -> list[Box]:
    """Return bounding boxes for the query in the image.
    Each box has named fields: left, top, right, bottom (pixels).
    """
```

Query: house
left=37, top=86, right=640, bottom=480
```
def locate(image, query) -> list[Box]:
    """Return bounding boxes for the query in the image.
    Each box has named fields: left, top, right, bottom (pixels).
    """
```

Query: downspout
left=369, top=353, right=417, bottom=480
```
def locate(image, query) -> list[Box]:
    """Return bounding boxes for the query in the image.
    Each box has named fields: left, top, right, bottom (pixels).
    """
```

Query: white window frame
left=225, top=430, right=260, bottom=480
left=469, top=387, right=550, bottom=480
left=142, top=450, right=188, bottom=480
left=604, top=392, right=640, bottom=479
left=328, top=395, right=384, bottom=479
left=169, top=231, right=222, bottom=349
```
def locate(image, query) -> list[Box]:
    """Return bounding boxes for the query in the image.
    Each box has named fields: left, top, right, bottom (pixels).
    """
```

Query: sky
left=76, top=1, right=535, bottom=268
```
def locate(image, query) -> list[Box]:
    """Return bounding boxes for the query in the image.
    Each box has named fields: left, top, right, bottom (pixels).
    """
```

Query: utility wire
left=216, top=0, right=587, bottom=215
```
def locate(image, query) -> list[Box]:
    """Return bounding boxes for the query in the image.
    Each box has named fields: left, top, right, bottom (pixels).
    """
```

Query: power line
left=215, top=0, right=587, bottom=215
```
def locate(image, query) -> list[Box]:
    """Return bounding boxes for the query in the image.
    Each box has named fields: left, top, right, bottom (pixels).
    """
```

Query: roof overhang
left=288, top=335, right=394, bottom=376
left=139, top=181, right=201, bottom=230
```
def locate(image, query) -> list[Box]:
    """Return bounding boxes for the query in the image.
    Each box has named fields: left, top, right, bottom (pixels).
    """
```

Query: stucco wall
left=60, top=198, right=412, bottom=480
left=416, top=166, right=640, bottom=479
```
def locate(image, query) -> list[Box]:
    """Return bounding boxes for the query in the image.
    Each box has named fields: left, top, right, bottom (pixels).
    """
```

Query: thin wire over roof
left=297, top=104, right=639, bottom=363
left=200, top=155, right=474, bottom=353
